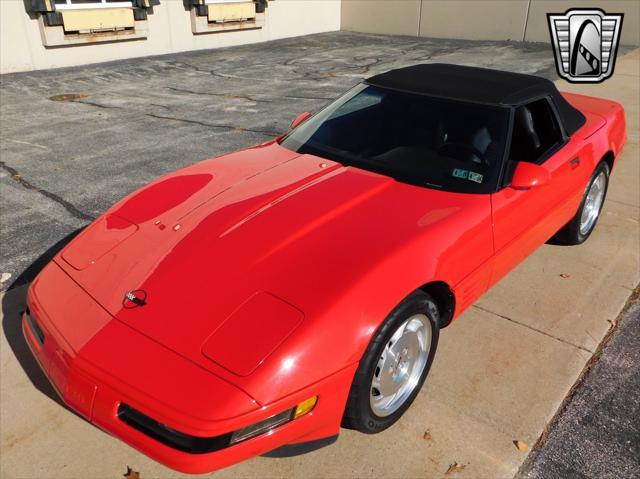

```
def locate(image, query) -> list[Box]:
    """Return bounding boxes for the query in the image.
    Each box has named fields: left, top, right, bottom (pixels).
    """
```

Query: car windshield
left=280, top=84, right=510, bottom=193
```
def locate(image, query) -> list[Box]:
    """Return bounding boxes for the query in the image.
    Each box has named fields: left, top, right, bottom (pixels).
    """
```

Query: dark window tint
left=281, top=85, right=510, bottom=194
left=509, top=98, right=563, bottom=164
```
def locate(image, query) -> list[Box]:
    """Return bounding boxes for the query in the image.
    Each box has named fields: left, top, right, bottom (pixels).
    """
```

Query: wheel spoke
left=371, top=374, right=382, bottom=395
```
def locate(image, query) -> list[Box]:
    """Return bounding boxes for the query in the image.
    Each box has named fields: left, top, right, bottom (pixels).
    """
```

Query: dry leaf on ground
left=445, top=462, right=465, bottom=474
left=514, top=440, right=529, bottom=451
left=559, top=273, right=571, bottom=278
left=123, top=466, right=141, bottom=479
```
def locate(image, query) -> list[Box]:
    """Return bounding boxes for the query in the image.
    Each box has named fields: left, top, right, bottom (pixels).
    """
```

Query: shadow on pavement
left=1, top=228, right=83, bottom=408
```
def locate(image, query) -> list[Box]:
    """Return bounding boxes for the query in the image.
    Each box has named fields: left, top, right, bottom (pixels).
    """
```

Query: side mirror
left=290, top=112, right=312, bottom=130
left=510, top=162, right=551, bottom=189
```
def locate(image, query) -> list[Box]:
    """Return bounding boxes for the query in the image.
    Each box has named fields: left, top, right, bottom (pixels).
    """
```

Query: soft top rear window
left=281, top=84, right=510, bottom=194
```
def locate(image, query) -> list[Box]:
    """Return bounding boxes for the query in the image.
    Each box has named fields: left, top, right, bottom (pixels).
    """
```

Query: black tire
left=551, top=161, right=610, bottom=246
left=342, top=291, right=439, bottom=434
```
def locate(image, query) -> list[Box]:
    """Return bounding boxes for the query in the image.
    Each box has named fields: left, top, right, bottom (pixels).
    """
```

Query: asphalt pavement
left=518, top=292, right=640, bottom=479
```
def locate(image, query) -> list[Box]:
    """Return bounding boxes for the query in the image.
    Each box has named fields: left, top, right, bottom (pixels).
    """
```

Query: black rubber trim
left=118, top=403, right=232, bottom=454
left=25, top=309, right=45, bottom=345
left=261, top=434, right=339, bottom=458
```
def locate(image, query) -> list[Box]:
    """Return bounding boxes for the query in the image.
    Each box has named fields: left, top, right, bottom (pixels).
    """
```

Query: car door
left=489, top=97, right=588, bottom=287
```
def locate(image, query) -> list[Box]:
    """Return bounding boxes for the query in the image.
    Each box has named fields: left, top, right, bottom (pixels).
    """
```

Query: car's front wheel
left=552, top=161, right=610, bottom=245
left=342, top=291, right=439, bottom=433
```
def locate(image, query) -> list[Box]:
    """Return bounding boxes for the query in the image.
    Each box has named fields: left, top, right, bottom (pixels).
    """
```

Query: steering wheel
left=436, top=142, right=488, bottom=166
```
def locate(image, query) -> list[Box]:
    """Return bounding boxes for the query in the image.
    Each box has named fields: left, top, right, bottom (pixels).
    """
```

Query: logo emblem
left=548, top=8, right=623, bottom=83
left=123, top=290, right=147, bottom=309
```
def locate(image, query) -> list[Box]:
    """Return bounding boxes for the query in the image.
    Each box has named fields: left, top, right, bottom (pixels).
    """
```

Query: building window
left=189, top=0, right=267, bottom=34
left=29, top=0, right=157, bottom=46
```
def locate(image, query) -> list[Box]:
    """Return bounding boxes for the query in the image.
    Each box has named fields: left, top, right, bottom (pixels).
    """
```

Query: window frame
left=54, top=0, right=133, bottom=10
left=204, top=0, right=253, bottom=4
left=497, top=95, right=570, bottom=190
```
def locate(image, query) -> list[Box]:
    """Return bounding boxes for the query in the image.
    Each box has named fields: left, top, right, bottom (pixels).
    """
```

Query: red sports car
left=23, top=64, right=626, bottom=473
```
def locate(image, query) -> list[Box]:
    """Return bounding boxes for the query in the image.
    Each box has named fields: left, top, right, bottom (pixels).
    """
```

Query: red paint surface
left=202, top=292, right=305, bottom=377
left=62, top=215, right=138, bottom=270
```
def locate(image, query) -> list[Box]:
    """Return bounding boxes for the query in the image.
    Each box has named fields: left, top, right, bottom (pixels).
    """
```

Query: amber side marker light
left=294, top=396, right=318, bottom=419
left=229, top=396, right=318, bottom=445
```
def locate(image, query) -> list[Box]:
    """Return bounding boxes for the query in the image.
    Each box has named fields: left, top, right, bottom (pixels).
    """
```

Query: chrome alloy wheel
left=370, top=314, right=432, bottom=417
left=580, top=171, right=606, bottom=235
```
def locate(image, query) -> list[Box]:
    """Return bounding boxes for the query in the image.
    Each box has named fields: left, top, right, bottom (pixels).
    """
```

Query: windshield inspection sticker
left=468, top=171, right=484, bottom=183
left=452, top=169, right=484, bottom=183
left=452, top=168, right=468, bottom=179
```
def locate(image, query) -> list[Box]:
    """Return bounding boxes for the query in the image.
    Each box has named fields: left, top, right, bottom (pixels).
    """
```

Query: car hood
left=56, top=142, right=479, bottom=389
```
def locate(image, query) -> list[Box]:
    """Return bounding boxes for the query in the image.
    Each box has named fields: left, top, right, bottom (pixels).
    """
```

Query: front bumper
left=22, top=262, right=354, bottom=473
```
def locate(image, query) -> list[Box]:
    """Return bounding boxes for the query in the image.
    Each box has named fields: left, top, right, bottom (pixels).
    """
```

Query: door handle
left=569, top=157, right=580, bottom=169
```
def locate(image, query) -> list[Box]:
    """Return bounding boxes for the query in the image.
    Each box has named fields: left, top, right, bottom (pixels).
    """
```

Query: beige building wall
left=0, top=0, right=341, bottom=74
left=418, top=0, right=528, bottom=41
left=341, top=0, right=420, bottom=37
left=341, top=0, right=639, bottom=45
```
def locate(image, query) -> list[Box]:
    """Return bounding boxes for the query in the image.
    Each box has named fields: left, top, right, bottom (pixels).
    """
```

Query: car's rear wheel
left=342, top=291, right=439, bottom=433
left=551, top=161, right=609, bottom=245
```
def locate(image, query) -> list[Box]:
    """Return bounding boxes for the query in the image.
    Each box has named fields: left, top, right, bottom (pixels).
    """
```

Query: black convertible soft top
left=365, top=63, right=585, bottom=136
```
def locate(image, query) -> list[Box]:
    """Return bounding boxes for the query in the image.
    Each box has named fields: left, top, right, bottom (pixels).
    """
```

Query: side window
left=509, top=98, right=563, bottom=164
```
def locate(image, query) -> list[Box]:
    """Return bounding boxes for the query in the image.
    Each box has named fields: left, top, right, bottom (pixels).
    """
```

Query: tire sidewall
left=351, top=292, right=439, bottom=433
left=576, top=161, right=610, bottom=243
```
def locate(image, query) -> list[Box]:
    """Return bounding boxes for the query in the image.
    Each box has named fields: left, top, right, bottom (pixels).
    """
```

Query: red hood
left=56, top=142, right=482, bottom=384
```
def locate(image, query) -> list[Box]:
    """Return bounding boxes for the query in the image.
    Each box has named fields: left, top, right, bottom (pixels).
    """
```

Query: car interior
left=289, top=86, right=510, bottom=193
left=509, top=98, right=564, bottom=164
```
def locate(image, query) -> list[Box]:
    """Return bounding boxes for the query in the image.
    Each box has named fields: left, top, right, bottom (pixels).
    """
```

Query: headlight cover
left=230, top=396, right=318, bottom=445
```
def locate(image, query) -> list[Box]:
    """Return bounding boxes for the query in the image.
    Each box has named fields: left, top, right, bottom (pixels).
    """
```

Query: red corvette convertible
left=23, top=64, right=626, bottom=473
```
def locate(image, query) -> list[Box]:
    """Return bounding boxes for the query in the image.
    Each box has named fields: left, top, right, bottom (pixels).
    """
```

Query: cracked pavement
left=0, top=32, right=560, bottom=289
